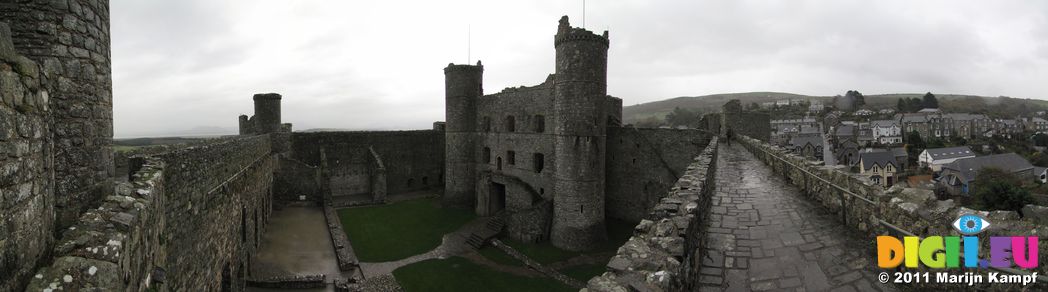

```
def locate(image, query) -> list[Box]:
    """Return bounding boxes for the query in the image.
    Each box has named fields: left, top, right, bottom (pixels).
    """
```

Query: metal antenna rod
left=467, top=25, right=471, bottom=64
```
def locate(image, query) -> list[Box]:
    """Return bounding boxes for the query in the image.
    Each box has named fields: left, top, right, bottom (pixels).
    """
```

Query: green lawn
left=393, top=257, right=575, bottom=292
left=502, top=218, right=636, bottom=265
left=114, top=145, right=140, bottom=152
left=337, top=198, right=474, bottom=262
left=501, top=239, right=581, bottom=265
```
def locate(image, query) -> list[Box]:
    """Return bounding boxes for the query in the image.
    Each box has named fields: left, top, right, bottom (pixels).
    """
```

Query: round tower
left=0, top=1, right=112, bottom=290
left=252, top=93, right=282, bottom=134
left=443, top=61, right=483, bottom=209
left=0, top=0, right=114, bottom=230
left=550, top=16, right=609, bottom=251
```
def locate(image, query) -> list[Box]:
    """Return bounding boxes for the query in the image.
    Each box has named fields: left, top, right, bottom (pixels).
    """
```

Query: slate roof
left=943, top=153, right=1034, bottom=183
left=943, top=113, right=987, bottom=121
left=835, top=125, right=855, bottom=136
left=790, top=135, right=823, bottom=149
left=924, top=146, right=975, bottom=161
left=898, top=113, right=930, bottom=123
left=870, top=120, right=898, bottom=128
left=860, top=151, right=897, bottom=171
left=891, top=147, right=907, bottom=158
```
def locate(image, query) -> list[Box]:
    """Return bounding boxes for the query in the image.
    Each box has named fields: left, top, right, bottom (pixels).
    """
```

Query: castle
left=443, top=16, right=622, bottom=250
left=0, top=2, right=713, bottom=290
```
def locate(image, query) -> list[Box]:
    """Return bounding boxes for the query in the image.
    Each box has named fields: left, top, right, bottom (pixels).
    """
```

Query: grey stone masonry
left=736, top=135, right=1048, bottom=291
left=26, top=157, right=164, bottom=292
left=698, top=143, right=894, bottom=291
left=0, top=21, right=54, bottom=292
left=1, top=0, right=116, bottom=231
left=586, top=137, right=718, bottom=291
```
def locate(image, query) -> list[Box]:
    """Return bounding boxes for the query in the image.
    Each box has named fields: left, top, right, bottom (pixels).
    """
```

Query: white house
left=919, top=146, right=976, bottom=172
left=870, top=120, right=902, bottom=145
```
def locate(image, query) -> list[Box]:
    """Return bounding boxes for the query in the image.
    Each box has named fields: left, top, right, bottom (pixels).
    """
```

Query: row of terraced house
left=897, top=108, right=1048, bottom=140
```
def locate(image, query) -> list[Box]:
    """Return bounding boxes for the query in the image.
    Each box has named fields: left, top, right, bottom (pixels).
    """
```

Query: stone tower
left=443, top=62, right=483, bottom=208
left=0, top=0, right=113, bottom=290
left=550, top=16, right=609, bottom=251
left=0, top=0, right=115, bottom=229
left=253, top=93, right=282, bottom=133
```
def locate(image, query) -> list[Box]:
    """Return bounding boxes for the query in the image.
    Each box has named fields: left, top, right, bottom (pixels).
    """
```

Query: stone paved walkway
left=698, top=143, right=896, bottom=292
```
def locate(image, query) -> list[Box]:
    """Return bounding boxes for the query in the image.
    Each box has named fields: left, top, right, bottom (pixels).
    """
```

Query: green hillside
left=623, top=92, right=1048, bottom=125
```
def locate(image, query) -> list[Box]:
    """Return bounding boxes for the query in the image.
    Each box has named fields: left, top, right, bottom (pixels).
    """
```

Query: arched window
left=534, top=115, right=545, bottom=133
left=534, top=153, right=545, bottom=173
left=483, top=147, right=491, bottom=163
left=407, top=178, right=415, bottom=187
left=506, top=116, right=516, bottom=132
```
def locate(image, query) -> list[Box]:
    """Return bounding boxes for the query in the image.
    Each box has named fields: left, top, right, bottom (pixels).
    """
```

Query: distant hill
left=623, top=92, right=1048, bottom=124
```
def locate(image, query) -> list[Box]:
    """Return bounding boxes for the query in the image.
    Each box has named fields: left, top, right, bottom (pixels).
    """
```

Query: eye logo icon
left=953, top=214, right=991, bottom=235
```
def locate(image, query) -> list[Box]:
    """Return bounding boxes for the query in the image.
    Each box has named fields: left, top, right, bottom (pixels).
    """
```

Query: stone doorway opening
left=490, top=182, right=507, bottom=213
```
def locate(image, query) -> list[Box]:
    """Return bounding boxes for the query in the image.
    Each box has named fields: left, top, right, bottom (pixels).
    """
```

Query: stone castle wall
left=0, top=0, right=115, bottom=230
left=156, top=135, right=274, bottom=291
left=0, top=22, right=54, bottom=292
left=735, top=135, right=1048, bottom=290
left=605, top=127, right=712, bottom=222
left=24, top=135, right=277, bottom=291
left=290, top=130, right=445, bottom=196
left=588, top=137, right=719, bottom=291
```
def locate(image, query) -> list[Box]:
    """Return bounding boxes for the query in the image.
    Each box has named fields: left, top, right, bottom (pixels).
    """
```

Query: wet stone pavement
left=698, top=143, right=897, bottom=292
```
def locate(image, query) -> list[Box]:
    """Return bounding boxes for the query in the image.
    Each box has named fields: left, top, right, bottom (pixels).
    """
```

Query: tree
left=922, top=92, right=939, bottom=109
left=665, top=107, right=702, bottom=127
left=723, top=99, right=743, bottom=113
left=908, top=98, right=922, bottom=112
left=1033, top=133, right=1048, bottom=147
left=897, top=98, right=906, bottom=112
left=747, top=102, right=760, bottom=110
left=906, top=131, right=925, bottom=164
left=972, top=168, right=1033, bottom=212
left=846, top=90, right=865, bottom=108
left=634, top=116, right=664, bottom=128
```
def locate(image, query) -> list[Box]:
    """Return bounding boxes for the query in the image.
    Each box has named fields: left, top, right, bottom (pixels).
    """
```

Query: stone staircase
left=465, top=213, right=506, bottom=249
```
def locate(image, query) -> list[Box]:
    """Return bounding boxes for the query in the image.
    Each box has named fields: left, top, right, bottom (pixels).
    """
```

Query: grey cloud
left=110, top=0, right=1048, bottom=137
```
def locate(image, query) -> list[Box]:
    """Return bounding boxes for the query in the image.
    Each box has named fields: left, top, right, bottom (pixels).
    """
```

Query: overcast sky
left=111, top=0, right=1048, bottom=137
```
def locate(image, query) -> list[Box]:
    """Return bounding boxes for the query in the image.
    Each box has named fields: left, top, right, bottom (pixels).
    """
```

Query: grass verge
left=393, top=257, right=574, bottom=292
left=337, top=197, right=474, bottom=262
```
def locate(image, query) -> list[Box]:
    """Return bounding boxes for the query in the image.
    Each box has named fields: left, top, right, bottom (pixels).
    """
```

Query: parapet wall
left=291, top=130, right=444, bottom=196
left=587, top=136, right=719, bottom=291
left=735, top=135, right=1048, bottom=290
left=605, top=127, right=713, bottom=222
left=26, top=135, right=277, bottom=291
left=27, top=157, right=165, bottom=292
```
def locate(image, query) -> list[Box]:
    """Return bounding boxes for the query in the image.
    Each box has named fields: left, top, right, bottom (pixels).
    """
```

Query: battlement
left=253, top=92, right=282, bottom=101
left=444, top=61, right=484, bottom=73
left=554, top=16, right=609, bottom=47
